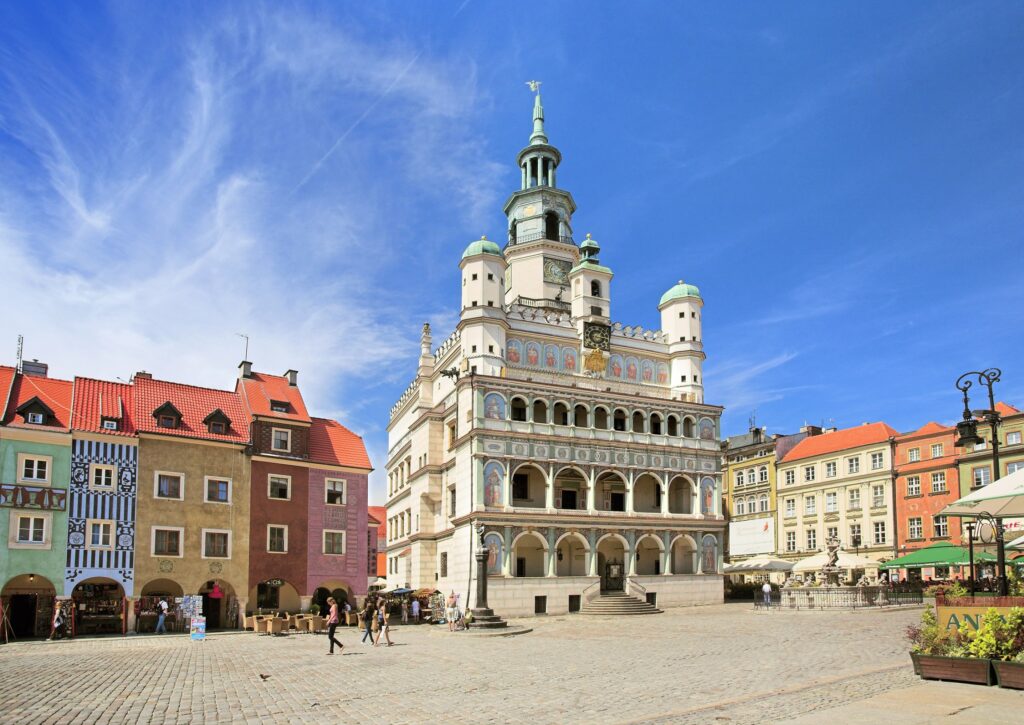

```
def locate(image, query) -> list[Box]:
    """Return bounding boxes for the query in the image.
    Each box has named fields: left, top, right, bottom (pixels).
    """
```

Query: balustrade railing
left=757, top=586, right=923, bottom=610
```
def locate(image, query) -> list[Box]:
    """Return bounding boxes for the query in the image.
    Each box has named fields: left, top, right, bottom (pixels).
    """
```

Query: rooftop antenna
left=236, top=333, right=250, bottom=360
left=748, top=410, right=757, bottom=430
left=15, top=335, right=23, bottom=373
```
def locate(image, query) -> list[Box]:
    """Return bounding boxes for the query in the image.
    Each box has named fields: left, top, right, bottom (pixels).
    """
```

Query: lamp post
left=954, top=368, right=1007, bottom=596
left=964, top=522, right=976, bottom=596
left=474, top=523, right=489, bottom=612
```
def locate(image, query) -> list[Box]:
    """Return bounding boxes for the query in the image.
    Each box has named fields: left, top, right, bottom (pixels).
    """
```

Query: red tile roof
left=308, top=416, right=372, bottom=470
left=71, top=377, right=135, bottom=436
left=237, top=372, right=310, bottom=422
left=368, top=506, right=387, bottom=537
left=780, top=421, right=899, bottom=462
left=133, top=376, right=249, bottom=443
left=896, top=421, right=949, bottom=440
left=0, top=366, right=15, bottom=417
left=2, top=372, right=74, bottom=431
left=996, top=401, right=1020, bottom=416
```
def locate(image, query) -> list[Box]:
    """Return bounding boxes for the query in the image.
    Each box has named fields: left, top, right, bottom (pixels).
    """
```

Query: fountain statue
left=820, top=534, right=842, bottom=587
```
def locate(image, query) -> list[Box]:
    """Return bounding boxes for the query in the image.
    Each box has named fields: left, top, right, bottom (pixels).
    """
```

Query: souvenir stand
left=72, top=583, right=126, bottom=635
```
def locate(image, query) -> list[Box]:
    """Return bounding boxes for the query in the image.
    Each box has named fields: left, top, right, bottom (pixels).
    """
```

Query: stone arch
left=612, top=408, right=628, bottom=432
left=573, top=403, right=589, bottom=427
left=669, top=534, right=698, bottom=574
left=666, top=414, right=679, bottom=437
left=682, top=416, right=696, bottom=438
left=631, top=410, right=646, bottom=433
left=555, top=531, right=589, bottom=576
left=510, top=462, right=548, bottom=508
left=552, top=401, right=570, bottom=426
left=532, top=398, right=549, bottom=424
left=511, top=530, right=548, bottom=577
left=632, top=472, right=663, bottom=513
left=594, top=406, right=610, bottom=430
left=553, top=465, right=589, bottom=511
left=510, top=396, right=528, bottom=421
left=650, top=412, right=664, bottom=435
left=595, top=470, right=628, bottom=512
left=635, top=533, right=665, bottom=576
left=668, top=475, right=694, bottom=514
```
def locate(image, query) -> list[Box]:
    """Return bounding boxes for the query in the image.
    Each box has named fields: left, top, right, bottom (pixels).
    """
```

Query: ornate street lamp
left=954, top=368, right=1007, bottom=596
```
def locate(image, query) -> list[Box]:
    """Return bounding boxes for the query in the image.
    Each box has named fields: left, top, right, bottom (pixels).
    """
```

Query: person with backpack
left=360, top=600, right=375, bottom=644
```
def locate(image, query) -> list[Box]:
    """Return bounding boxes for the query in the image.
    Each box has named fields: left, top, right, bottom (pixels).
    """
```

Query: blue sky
left=2, top=2, right=1022, bottom=503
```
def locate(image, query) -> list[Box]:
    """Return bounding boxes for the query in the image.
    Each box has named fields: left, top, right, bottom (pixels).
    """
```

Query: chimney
left=800, top=425, right=823, bottom=437
left=284, top=369, right=298, bottom=386
left=133, top=371, right=152, bottom=380
left=21, top=359, right=48, bottom=377
left=239, top=360, right=253, bottom=378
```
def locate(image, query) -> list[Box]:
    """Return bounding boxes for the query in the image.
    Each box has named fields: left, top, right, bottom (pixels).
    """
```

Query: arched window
left=746, top=469, right=756, bottom=485
left=667, top=415, right=679, bottom=437
left=736, top=498, right=746, bottom=515
left=735, top=471, right=743, bottom=487
left=650, top=413, right=663, bottom=435
left=532, top=399, right=548, bottom=424
left=590, top=280, right=602, bottom=298
left=573, top=404, right=588, bottom=427
left=747, top=496, right=756, bottom=513
left=553, top=402, right=569, bottom=426
left=682, top=418, right=695, bottom=437
left=594, top=407, right=609, bottom=430
left=613, top=409, right=627, bottom=432
left=759, top=494, right=769, bottom=512
left=631, top=411, right=645, bottom=433
left=510, top=397, right=527, bottom=422
left=758, top=466, right=768, bottom=483
left=544, top=212, right=559, bottom=241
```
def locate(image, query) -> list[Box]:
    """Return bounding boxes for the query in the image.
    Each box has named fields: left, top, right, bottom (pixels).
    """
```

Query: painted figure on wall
left=562, top=348, right=577, bottom=372
left=526, top=342, right=541, bottom=366
left=699, top=418, right=715, bottom=441
left=701, top=477, right=715, bottom=515
left=483, top=393, right=506, bottom=420
left=484, top=462, right=504, bottom=507
left=608, top=355, right=623, bottom=379
left=545, top=345, right=559, bottom=369
left=625, top=357, right=639, bottom=381
left=484, top=533, right=503, bottom=576
left=702, top=534, right=718, bottom=574
left=656, top=363, right=669, bottom=385
left=641, top=360, right=654, bottom=382
left=506, top=340, right=522, bottom=364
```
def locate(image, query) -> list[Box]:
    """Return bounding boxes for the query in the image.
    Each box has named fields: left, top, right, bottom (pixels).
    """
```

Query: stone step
left=581, top=593, right=662, bottom=616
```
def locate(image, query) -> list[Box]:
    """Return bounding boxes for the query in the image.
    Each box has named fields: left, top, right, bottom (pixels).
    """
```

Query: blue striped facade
left=65, top=439, right=138, bottom=595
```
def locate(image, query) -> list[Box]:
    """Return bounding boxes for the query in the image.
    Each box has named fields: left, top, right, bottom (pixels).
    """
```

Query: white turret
left=569, top=234, right=612, bottom=333
left=458, top=236, right=508, bottom=376
left=659, top=280, right=705, bottom=402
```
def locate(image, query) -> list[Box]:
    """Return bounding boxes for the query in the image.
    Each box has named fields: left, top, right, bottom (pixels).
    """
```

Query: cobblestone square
left=1, top=604, right=1020, bottom=724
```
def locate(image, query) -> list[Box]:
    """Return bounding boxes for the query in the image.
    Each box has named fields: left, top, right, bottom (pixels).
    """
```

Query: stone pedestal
left=472, top=544, right=507, bottom=629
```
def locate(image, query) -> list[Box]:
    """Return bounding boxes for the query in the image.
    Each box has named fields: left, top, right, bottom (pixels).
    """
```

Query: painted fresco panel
left=506, top=339, right=523, bottom=365
left=483, top=461, right=504, bottom=508
left=483, top=393, right=506, bottom=420
left=484, top=533, right=503, bottom=576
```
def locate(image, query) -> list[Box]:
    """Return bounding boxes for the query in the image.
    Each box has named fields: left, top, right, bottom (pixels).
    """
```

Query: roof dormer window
left=16, top=397, right=54, bottom=426
left=270, top=400, right=289, bottom=413
left=102, top=419, right=119, bottom=431
left=27, top=412, right=45, bottom=425
left=152, top=401, right=183, bottom=430
left=203, top=409, right=232, bottom=436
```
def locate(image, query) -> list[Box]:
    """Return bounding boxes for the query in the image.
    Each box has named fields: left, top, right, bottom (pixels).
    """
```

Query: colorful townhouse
left=721, top=425, right=815, bottom=568
left=368, top=505, right=387, bottom=584
left=236, top=363, right=372, bottom=614
left=64, top=378, right=139, bottom=634
left=892, top=422, right=961, bottom=580
left=956, top=402, right=1024, bottom=494
left=776, top=422, right=899, bottom=568
left=132, top=373, right=251, bottom=630
left=0, top=363, right=72, bottom=638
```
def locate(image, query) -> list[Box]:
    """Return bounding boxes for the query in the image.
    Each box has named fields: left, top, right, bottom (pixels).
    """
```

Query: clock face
left=583, top=322, right=611, bottom=352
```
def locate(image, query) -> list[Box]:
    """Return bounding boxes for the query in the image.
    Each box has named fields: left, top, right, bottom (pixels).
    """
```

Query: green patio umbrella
left=879, top=541, right=996, bottom=570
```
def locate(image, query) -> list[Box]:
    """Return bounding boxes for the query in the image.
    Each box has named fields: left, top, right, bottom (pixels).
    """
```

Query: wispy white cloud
left=0, top=5, right=504, bottom=503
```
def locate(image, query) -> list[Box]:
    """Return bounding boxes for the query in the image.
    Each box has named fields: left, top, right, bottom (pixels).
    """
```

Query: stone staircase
left=580, top=592, right=662, bottom=615
left=468, top=607, right=508, bottom=629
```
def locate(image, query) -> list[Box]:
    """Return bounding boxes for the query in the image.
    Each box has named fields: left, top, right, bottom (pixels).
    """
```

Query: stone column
left=502, top=526, right=513, bottom=577
left=587, top=530, right=598, bottom=576
left=236, top=597, right=248, bottom=628
left=127, top=597, right=138, bottom=633
left=521, top=163, right=527, bottom=190
left=661, top=478, right=670, bottom=515
left=546, top=528, right=557, bottom=577
left=586, top=470, right=596, bottom=512
left=695, top=531, right=705, bottom=574
left=626, top=531, right=637, bottom=576
left=625, top=470, right=635, bottom=515
left=661, top=531, right=672, bottom=575
left=545, top=466, right=555, bottom=510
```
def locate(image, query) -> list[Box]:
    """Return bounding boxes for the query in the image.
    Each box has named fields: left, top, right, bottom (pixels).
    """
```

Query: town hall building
left=384, top=87, right=725, bottom=617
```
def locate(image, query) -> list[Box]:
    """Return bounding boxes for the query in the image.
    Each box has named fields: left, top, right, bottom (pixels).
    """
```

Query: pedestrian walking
left=374, top=601, right=393, bottom=647
left=761, top=581, right=772, bottom=608
left=411, top=597, right=420, bottom=624
left=49, top=602, right=65, bottom=640
left=155, top=598, right=169, bottom=634
left=446, top=591, right=457, bottom=632
left=325, top=597, right=344, bottom=655
left=361, top=600, right=375, bottom=644
left=401, top=599, right=409, bottom=624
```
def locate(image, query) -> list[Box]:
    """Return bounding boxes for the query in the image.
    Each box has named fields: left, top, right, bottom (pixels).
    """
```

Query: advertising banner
left=728, top=517, right=775, bottom=556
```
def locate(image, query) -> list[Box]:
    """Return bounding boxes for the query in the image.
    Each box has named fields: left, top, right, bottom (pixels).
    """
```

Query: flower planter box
left=916, top=654, right=993, bottom=686
left=993, top=660, right=1024, bottom=690
left=910, top=651, right=921, bottom=676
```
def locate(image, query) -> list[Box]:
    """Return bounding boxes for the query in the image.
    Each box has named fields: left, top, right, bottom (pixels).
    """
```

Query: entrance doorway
left=2, top=574, right=56, bottom=639
left=8, top=595, right=38, bottom=638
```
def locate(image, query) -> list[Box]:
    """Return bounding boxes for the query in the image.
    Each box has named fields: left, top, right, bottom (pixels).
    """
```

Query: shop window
left=257, top=582, right=280, bottom=610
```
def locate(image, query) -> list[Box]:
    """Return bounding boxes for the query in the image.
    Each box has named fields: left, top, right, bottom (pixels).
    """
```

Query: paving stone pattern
left=1, top=604, right=927, bottom=724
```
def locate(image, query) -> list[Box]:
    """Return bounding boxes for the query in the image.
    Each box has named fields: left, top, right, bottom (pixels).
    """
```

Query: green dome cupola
left=461, top=235, right=503, bottom=260
left=659, top=280, right=702, bottom=305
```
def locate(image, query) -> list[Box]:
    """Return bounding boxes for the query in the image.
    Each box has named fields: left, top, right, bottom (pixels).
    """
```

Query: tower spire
left=527, top=80, right=547, bottom=145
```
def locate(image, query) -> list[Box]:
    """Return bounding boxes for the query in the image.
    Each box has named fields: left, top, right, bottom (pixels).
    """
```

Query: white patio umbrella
left=722, top=555, right=794, bottom=573
left=942, top=468, right=1024, bottom=519
left=792, top=550, right=880, bottom=573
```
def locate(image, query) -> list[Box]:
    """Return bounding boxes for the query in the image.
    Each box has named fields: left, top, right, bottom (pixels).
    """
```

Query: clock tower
left=503, top=84, right=579, bottom=305
left=570, top=233, right=613, bottom=342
